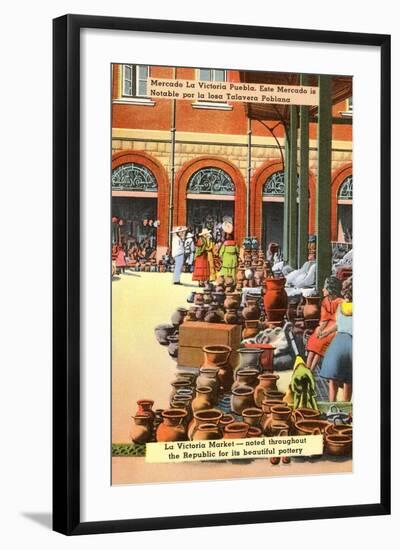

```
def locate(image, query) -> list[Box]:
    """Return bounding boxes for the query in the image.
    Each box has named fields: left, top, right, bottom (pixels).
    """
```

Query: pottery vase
left=263, top=277, right=288, bottom=323
left=154, top=324, right=175, bottom=346
left=242, top=407, right=263, bottom=427
left=253, top=374, right=280, bottom=407
left=242, top=320, right=260, bottom=339
left=237, top=347, right=263, bottom=371
left=242, top=297, right=261, bottom=320
left=135, top=399, right=155, bottom=420
left=130, top=415, right=153, bottom=444
left=231, top=386, right=255, bottom=415
left=263, top=404, right=292, bottom=435
left=245, top=343, right=275, bottom=372
left=156, top=409, right=187, bottom=442
left=196, top=366, right=220, bottom=402
left=232, top=368, right=260, bottom=391
left=187, top=408, right=223, bottom=440
left=204, top=305, right=223, bottom=323
left=223, top=421, right=249, bottom=439
left=191, top=386, right=214, bottom=413
left=224, top=308, right=240, bottom=324
left=193, top=423, right=222, bottom=441
left=224, top=292, right=241, bottom=310
left=202, top=345, right=231, bottom=367
left=171, top=307, right=188, bottom=327
left=217, top=362, right=234, bottom=393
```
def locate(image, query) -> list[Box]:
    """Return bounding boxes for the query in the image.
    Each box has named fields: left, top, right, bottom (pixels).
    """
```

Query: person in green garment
left=218, top=219, right=240, bottom=280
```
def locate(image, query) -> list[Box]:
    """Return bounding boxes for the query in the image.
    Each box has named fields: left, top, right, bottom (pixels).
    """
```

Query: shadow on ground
left=22, top=512, right=52, bottom=530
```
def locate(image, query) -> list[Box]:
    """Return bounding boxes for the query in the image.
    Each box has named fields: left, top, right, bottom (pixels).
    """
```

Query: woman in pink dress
left=116, top=244, right=127, bottom=274
left=306, top=276, right=343, bottom=370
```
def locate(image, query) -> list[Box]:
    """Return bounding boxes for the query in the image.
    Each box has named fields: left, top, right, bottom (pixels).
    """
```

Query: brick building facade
left=111, top=64, right=353, bottom=260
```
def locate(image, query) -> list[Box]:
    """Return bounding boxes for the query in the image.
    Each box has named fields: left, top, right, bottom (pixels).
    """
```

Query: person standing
left=184, top=231, right=195, bottom=272
left=319, top=277, right=353, bottom=402
left=192, top=228, right=214, bottom=286
left=116, top=244, right=127, bottom=274
left=171, top=226, right=187, bottom=285
left=218, top=219, right=240, bottom=280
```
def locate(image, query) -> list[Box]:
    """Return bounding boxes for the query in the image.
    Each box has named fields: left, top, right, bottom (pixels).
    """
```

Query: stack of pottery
left=170, top=379, right=193, bottom=402
left=263, top=276, right=288, bottom=325
left=224, top=292, right=241, bottom=324
left=263, top=404, right=292, bottom=436
left=253, top=373, right=280, bottom=407
left=188, top=408, right=223, bottom=440
left=154, top=324, right=176, bottom=345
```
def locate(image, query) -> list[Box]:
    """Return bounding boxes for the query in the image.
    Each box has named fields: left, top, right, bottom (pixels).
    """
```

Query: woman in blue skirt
left=320, top=277, right=352, bottom=402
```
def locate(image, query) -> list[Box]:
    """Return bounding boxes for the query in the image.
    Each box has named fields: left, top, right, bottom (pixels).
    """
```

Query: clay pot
left=264, top=390, right=285, bottom=401
left=292, top=408, right=321, bottom=423
left=217, top=362, right=234, bottom=393
left=224, top=308, right=240, bottom=324
left=325, top=424, right=353, bottom=437
left=185, top=307, right=197, bottom=322
left=303, top=295, right=321, bottom=321
left=231, top=386, right=255, bottom=415
left=170, top=379, right=192, bottom=401
left=245, top=343, right=275, bottom=372
left=193, top=423, right=222, bottom=441
left=223, top=421, right=249, bottom=439
left=203, top=291, right=213, bottom=305
left=202, top=345, right=231, bottom=367
left=196, top=366, right=220, bottom=402
left=188, top=408, right=223, bottom=440
left=174, top=372, right=197, bottom=386
left=324, top=434, right=352, bottom=456
left=195, top=305, right=206, bottom=321
left=219, top=414, right=235, bottom=429
left=232, top=368, right=259, bottom=391
left=237, top=347, right=263, bottom=371
left=212, top=292, right=225, bottom=306
left=263, top=277, right=288, bottom=323
left=191, top=386, right=214, bottom=413
left=242, top=297, right=261, bottom=320
left=156, top=409, right=187, bottom=442
left=236, top=268, right=246, bottom=283
left=242, top=407, right=263, bottom=427
left=216, top=275, right=225, bottom=286
left=269, top=421, right=290, bottom=436
left=194, top=293, right=205, bottom=306
left=204, top=305, right=223, bottom=323
left=130, top=415, right=153, bottom=444
left=263, top=405, right=292, bottom=436
left=254, top=374, right=280, bottom=407
left=294, top=419, right=330, bottom=436
left=167, top=335, right=179, bottom=358
left=154, top=323, right=176, bottom=345
left=136, top=399, right=155, bottom=420
left=171, top=307, right=188, bottom=326
left=224, top=292, right=241, bottom=310
left=242, top=320, right=260, bottom=339
left=247, top=426, right=263, bottom=437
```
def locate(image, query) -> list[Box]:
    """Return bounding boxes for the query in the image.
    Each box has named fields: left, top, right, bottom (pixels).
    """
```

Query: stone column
left=298, top=74, right=310, bottom=267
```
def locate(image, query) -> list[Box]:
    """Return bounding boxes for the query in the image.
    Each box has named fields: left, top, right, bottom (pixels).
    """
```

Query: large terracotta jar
left=303, top=295, right=321, bottom=320
left=231, top=386, right=255, bottom=415
left=188, top=408, right=223, bottom=440
left=193, top=423, right=223, bottom=441
left=156, top=409, right=187, bottom=442
left=263, top=277, right=288, bottom=323
left=191, top=386, right=214, bottom=413
left=130, top=415, right=153, bottom=444
left=253, top=374, right=280, bottom=407
left=232, top=367, right=259, bottom=391
left=223, top=421, right=249, bottom=439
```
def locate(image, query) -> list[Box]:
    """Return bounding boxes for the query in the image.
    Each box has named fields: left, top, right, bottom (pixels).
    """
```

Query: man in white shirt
left=171, top=226, right=187, bottom=285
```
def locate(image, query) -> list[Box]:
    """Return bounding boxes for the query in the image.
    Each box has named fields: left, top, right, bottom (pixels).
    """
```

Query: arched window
left=263, top=171, right=285, bottom=196
left=112, top=163, right=157, bottom=191
left=187, top=167, right=234, bottom=195
left=338, top=175, right=353, bottom=200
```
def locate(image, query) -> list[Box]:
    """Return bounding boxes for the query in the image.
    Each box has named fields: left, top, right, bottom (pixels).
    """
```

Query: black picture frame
left=53, top=14, right=391, bottom=535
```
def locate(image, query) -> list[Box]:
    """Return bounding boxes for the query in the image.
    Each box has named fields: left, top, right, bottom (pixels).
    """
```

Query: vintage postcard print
left=111, top=64, right=353, bottom=485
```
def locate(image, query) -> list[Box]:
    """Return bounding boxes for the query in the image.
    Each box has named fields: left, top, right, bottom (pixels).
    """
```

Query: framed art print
left=53, top=14, right=391, bottom=535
